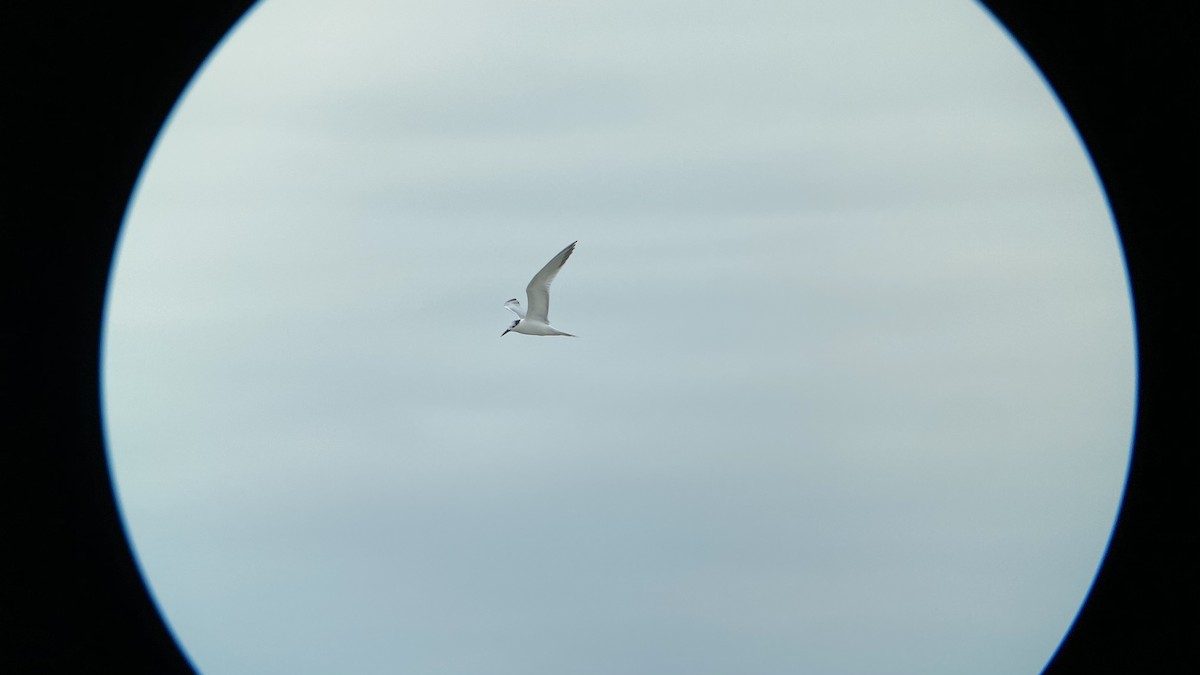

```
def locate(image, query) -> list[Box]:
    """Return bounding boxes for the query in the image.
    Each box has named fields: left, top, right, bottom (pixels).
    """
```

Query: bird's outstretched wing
left=504, top=298, right=526, bottom=318
left=524, top=241, right=576, bottom=324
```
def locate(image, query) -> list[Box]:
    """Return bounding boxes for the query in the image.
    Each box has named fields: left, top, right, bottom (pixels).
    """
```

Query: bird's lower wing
left=504, top=298, right=526, bottom=318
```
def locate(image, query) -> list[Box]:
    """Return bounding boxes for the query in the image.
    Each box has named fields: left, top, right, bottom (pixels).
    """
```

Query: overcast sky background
left=102, top=1, right=1136, bottom=673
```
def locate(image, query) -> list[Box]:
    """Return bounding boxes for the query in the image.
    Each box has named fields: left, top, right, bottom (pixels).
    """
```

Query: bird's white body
left=507, top=319, right=575, bottom=337
left=502, top=241, right=577, bottom=337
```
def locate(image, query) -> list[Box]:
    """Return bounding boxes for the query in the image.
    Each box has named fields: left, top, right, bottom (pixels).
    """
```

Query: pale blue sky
left=103, top=1, right=1135, bottom=673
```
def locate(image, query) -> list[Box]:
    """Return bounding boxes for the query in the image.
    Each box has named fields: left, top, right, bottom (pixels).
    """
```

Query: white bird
left=502, top=241, right=578, bottom=337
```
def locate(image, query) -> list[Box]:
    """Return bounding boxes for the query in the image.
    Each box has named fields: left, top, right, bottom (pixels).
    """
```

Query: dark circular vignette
left=0, top=1, right=1193, bottom=673
left=976, top=2, right=1199, bottom=672
left=2, top=3, right=261, bottom=672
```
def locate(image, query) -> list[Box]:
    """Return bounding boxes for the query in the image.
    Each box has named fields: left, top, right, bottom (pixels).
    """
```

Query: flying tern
left=502, top=241, right=577, bottom=337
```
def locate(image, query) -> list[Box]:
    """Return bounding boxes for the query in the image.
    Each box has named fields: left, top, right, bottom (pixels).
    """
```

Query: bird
left=502, top=241, right=578, bottom=337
